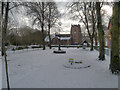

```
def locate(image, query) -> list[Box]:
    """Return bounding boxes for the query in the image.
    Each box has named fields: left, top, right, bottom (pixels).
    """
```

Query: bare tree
left=96, top=2, right=105, bottom=60
left=1, top=2, right=21, bottom=89
left=21, top=2, right=60, bottom=50
left=88, top=2, right=97, bottom=50
left=1, top=1, right=10, bottom=90
left=46, top=2, right=60, bottom=49
left=109, top=2, right=120, bottom=74
left=22, top=2, right=48, bottom=50
left=68, top=2, right=97, bottom=51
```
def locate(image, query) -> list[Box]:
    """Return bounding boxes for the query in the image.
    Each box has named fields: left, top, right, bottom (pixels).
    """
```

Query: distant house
left=53, top=34, right=71, bottom=45
left=45, top=24, right=83, bottom=45
left=81, top=40, right=90, bottom=47
left=45, top=34, right=55, bottom=43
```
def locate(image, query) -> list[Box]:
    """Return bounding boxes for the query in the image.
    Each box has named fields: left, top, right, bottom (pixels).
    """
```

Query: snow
left=2, top=48, right=118, bottom=88
left=45, top=34, right=71, bottom=42
left=45, top=34, right=55, bottom=42
left=58, top=37, right=71, bottom=40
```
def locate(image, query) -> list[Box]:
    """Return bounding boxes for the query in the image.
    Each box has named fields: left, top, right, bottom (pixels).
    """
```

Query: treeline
left=7, top=26, right=47, bottom=46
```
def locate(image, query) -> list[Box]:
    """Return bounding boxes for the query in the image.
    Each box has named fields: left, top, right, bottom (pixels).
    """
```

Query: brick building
left=45, top=24, right=82, bottom=45
left=52, top=34, right=71, bottom=45
left=70, top=24, right=82, bottom=45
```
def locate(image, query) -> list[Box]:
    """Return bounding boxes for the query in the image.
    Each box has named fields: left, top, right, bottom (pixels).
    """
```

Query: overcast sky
left=56, top=2, right=82, bottom=34
left=10, top=2, right=113, bottom=34
left=55, top=2, right=113, bottom=34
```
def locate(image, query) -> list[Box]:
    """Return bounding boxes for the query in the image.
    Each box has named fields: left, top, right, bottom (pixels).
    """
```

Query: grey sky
left=55, top=2, right=113, bottom=34
left=5, top=0, right=119, bottom=2
left=9, top=2, right=113, bottom=34
left=56, top=2, right=80, bottom=34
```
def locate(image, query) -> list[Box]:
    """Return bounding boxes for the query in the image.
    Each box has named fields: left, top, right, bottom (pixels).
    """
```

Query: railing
left=51, top=45, right=90, bottom=48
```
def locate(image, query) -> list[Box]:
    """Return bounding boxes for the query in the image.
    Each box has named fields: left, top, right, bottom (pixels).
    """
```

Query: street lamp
left=58, top=36, right=61, bottom=51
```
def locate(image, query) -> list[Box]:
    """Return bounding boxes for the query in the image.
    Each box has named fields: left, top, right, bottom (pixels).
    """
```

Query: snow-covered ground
left=2, top=47, right=118, bottom=88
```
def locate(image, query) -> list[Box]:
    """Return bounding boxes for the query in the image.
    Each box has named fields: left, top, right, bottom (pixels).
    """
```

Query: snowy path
left=2, top=48, right=118, bottom=88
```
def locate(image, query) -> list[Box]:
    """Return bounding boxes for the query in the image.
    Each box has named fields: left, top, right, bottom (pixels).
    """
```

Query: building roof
left=58, top=37, right=71, bottom=40
left=55, top=34, right=70, bottom=37
left=45, top=34, right=55, bottom=42
left=45, top=34, right=71, bottom=42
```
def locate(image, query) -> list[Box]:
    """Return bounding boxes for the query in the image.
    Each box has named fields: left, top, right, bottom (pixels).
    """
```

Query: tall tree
left=46, top=2, right=60, bottom=49
left=23, top=2, right=48, bottom=50
left=109, top=2, right=120, bottom=74
left=68, top=2, right=97, bottom=51
left=1, top=1, right=20, bottom=55
left=89, top=2, right=96, bottom=50
left=1, top=1, right=4, bottom=56
left=1, top=1, right=10, bottom=90
left=96, top=2, right=105, bottom=60
left=94, top=31, right=98, bottom=46
left=1, top=2, right=25, bottom=89
left=41, top=2, right=46, bottom=50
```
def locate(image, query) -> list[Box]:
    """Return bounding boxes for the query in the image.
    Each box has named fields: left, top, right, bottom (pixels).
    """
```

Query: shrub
left=94, top=46, right=99, bottom=50
left=67, top=46, right=69, bottom=48
left=38, top=45, right=42, bottom=48
left=32, top=45, right=41, bottom=49
left=16, top=47, right=24, bottom=50
left=12, top=48, right=15, bottom=51
left=24, top=46, right=28, bottom=49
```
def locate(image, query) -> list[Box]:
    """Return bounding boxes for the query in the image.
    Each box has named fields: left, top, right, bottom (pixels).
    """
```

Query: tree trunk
left=109, top=2, right=120, bottom=74
left=84, top=3, right=95, bottom=51
left=48, top=30, right=52, bottom=49
left=2, top=2, right=10, bottom=90
left=98, top=27, right=105, bottom=60
left=41, top=2, right=45, bottom=50
left=48, top=5, right=52, bottom=49
left=41, top=25, right=45, bottom=50
left=2, top=2, right=4, bottom=56
left=90, top=38, right=93, bottom=51
left=94, top=31, right=98, bottom=46
left=96, top=2, right=105, bottom=60
left=91, top=2, right=95, bottom=51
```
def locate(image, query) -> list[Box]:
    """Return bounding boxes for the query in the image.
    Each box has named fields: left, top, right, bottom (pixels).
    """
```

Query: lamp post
left=58, top=36, right=61, bottom=51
